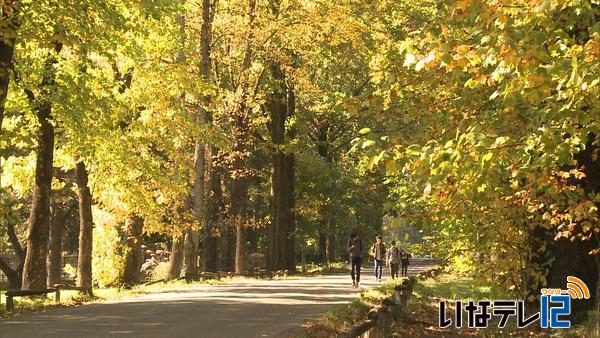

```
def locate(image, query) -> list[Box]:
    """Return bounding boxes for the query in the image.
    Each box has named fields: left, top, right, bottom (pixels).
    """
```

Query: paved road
left=1, top=262, right=433, bottom=338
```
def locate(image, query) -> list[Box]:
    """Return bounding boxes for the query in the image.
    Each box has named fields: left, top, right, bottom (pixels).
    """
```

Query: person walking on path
left=386, top=241, right=400, bottom=279
left=400, top=249, right=410, bottom=277
left=372, top=235, right=386, bottom=282
left=347, top=232, right=363, bottom=288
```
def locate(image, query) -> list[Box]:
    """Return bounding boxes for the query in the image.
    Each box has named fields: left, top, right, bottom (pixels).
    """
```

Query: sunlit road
left=1, top=261, right=434, bottom=338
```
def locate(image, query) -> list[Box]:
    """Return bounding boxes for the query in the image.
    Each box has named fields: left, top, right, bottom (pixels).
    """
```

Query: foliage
left=2, top=0, right=598, bottom=310
left=356, top=0, right=600, bottom=300
left=92, top=208, right=126, bottom=287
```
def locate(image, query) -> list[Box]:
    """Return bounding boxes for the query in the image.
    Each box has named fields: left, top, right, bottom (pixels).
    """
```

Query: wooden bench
left=5, top=288, right=59, bottom=311
left=5, top=284, right=93, bottom=311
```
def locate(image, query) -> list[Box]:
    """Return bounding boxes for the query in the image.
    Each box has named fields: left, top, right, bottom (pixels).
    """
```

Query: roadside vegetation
left=304, top=272, right=599, bottom=338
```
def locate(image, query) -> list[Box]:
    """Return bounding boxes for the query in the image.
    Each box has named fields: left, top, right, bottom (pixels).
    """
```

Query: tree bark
left=283, top=86, right=296, bottom=273
left=21, top=109, right=54, bottom=291
left=21, top=41, right=62, bottom=290
left=247, top=228, right=258, bottom=254
left=231, top=0, right=256, bottom=275
left=267, top=65, right=284, bottom=270
left=167, top=233, right=184, bottom=279
left=46, top=203, right=70, bottom=287
left=327, top=231, right=336, bottom=263
left=266, top=63, right=296, bottom=272
left=232, top=173, right=248, bottom=274
left=315, top=132, right=330, bottom=265
left=545, top=139, right=600, bottom=312
left=203, top=167, right=221, bottom=272
left=121, top=215, right=144, bottom=285
left=200, top=0, right=221, bottom=272
left=181, top=228, right=199, bottom=277
left=0, top=257, right=21, bottom=289
left=75, top=161, right=93, bottom=294
left=219, top=225, right=235, bottom=272
left=1, top=221, right=24, bottom=288
left=7, top=220, right=24, bottom=262
left=317, top=231, right=327, bottom=263
left=283, top=152, right=296, bottom=272
left=0, top=0, right=20, bottom=131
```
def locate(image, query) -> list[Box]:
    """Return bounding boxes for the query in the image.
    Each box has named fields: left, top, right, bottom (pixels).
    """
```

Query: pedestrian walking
left=372, top=235, right=385, bottom=282
left=347, top=232, right=363, bottom=288
left=386, top=241, right=400, bottom=279
left=400, top=249, right=410, bottom=277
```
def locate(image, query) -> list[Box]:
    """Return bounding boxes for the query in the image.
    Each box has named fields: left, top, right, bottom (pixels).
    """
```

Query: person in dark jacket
left=371, top=235, right=385, bottom=282
left=400, top=249, right=410, bottom=277
left=347, top=232, right=362, bottom=287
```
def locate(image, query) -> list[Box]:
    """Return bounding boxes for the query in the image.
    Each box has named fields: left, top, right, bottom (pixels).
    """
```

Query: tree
left=47, top=171, right=76, bottom=287
left=266, top=63, right=296, bottom=272
left=75, top=160, right=93, bottom=294
left=121, top=214, right=144, bottom=285
left=21, top=39, right=62, bottom=290
left=0, top=0, right=20, bottom=130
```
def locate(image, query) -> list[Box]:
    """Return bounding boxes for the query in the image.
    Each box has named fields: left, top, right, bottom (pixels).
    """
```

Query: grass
left=304, top=278, right=408, bottom=337
left=305, top=273, right=599, bottom=337
left=395, top=274, right=598, bottom=337
left=297, top=261, right=349, bottom=276
left=0, top=277, right=226, bottom=319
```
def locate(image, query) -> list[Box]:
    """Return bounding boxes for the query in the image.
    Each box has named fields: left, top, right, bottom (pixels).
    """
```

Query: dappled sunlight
left=1, top=264, right=437, bottom=337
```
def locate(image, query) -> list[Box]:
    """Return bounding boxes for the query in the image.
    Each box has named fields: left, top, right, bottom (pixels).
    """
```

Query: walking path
left=1, top=261, right=434, bottom=338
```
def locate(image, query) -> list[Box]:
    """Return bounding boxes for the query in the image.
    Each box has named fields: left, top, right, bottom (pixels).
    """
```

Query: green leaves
left=361, top=139, right=376, bottom=149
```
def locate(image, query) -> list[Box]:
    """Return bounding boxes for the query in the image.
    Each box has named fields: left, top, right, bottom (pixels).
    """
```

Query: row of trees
left=2, top=0, right=598, bottom=316
left=1, top=0, right=386, bottom=290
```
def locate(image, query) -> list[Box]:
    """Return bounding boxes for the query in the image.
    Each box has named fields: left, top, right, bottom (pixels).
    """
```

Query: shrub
left=92, top=208, right=125, bottom=287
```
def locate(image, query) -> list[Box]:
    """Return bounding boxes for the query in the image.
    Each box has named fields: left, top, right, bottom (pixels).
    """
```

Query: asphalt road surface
left=1, top=262, right=434, bottom=338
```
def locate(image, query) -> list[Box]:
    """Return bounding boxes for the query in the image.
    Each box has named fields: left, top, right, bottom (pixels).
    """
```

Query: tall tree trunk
left=267, top=63, right=296, bottom=272
left=316, top=134, right=330, bottom=265
left=75, top=161, right=93, bottom=294
left=21, top=109, right=54, bottom=291
left=248, top=192, right=262, bottom=254
left=47, top=203, right=70, bottom=287
left=182, top=228, right=199, bottom=277
left=283, top=85, right=296, bottom=273
left=232, top=173, right=247, bottom=274
left=21, top=41, right=62, bottom=290
left=198, top=0, right=218, bottom=273
left=203, top=168, right=221, bottom=272
left=121, top=215, right=143, bottom=285
left=317, top=231, right=327, bottom=263
left=167, top=233, right=184, bottom=279
left=0, top=0, right=20, bottom=130
left=546, top=138, right=600, bottom=312
left=219, top=225, right=234, bottom=272
left=231, top=0, right=256, bottom=275
left=247, top=228, right=258, bottom=254
left=268, top=82, right=283, bottom=270
left=268, top=150, right=280, bottom=270
left=174, top=3, right=200, bottom=279
left=327, top=231, right=336, bottom=263
left=282, top=153, right=296, bottom=272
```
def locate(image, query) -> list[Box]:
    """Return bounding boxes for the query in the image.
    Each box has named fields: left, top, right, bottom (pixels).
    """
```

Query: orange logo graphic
left=562, top=276, right=590, bottom=300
